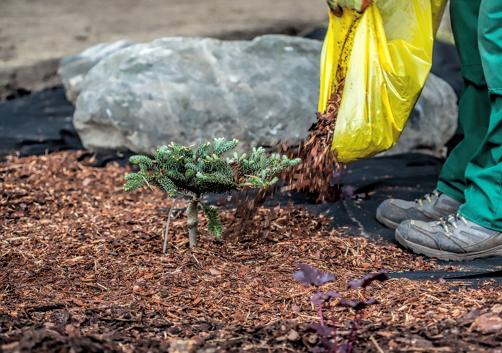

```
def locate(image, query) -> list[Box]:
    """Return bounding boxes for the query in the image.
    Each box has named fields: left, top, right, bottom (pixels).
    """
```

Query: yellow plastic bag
left=319, top=0, right=447, bottom=164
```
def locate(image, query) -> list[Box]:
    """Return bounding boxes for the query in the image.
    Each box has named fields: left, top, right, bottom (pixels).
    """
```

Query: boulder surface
left=69, top=35, right=457, bottom=156
left=59, top=40, right=133, bottom=103
left=73, top=36, right=322, bottom=152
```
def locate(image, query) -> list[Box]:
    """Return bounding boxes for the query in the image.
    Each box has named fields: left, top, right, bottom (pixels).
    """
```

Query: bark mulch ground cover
left=1, top=151, right=501, bottom=353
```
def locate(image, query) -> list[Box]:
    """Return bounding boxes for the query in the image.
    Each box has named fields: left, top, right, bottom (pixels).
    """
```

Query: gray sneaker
left=376, top=190, right=461, bottom=229
left=396, top=214, right=502, bottom=261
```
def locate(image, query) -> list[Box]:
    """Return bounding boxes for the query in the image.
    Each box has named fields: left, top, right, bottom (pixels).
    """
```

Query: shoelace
left=415, top=190, right=440, bottom=207
left=438, top=213, right=468, bottom=233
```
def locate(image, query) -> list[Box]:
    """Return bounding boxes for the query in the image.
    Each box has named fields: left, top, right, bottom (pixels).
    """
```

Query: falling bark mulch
left=1, top=151, right=501, bottom=353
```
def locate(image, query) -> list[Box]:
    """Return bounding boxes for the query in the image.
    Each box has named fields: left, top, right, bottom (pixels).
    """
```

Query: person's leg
left=436, top=0, right=491, bottom=203
left=394, top=1, right=502, bottom=261
left=375, top=0, right=493, bottom=230
left=460, top=0, right=502, bottom=231
left=375, top=0, right=487, bottom=230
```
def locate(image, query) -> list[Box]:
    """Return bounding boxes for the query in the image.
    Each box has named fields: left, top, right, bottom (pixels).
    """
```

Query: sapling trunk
left=187, top=196, right=200, bottom=248
left=162, top=199, right=177, bottom=254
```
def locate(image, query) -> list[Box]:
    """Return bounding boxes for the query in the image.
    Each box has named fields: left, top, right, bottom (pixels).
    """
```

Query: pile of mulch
left=1, top=151, right=501, bottom=353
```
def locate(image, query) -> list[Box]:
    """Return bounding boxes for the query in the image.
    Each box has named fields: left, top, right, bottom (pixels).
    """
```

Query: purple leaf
left=330, top=168, right=346, bottom=186
left=311, top=291, right=340, bottom=306
left=338, top=298, right=378, bottom=311
left=348, top=271, right=389, bottom=289
left=293, top=264, right=336, bottom=287
left=366, top=298, right=377, bottom=306
left=338, top=343, right=351, bottom=353
left=341, top=185, right=357, bottom=200
left=308, top=323, right=334, bottom=338
left=308, top=324, right=337, bottom=353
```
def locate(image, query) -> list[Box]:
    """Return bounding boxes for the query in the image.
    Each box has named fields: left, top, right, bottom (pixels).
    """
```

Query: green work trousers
left=437, top=0, right=502, bottom=231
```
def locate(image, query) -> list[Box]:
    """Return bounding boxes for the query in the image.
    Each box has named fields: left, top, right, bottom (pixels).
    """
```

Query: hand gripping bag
left=319, top=0, right=447, bottom=164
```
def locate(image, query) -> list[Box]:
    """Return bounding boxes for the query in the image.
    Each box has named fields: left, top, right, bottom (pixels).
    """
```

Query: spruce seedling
left=124, top=138, right=300, bottom=248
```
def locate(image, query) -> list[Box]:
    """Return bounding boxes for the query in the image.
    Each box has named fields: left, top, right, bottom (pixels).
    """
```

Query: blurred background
left=1, top=0, right=328, bottom=98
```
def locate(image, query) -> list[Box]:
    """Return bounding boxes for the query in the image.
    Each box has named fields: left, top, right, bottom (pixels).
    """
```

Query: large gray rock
left=74, top=35, right=321, bottom=152
left=59, top=40, right=133, bottom=103
left=70, top=35, right=457, bottom=157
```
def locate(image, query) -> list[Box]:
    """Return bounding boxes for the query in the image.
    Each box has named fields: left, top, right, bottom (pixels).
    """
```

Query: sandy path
left=0, top=0, right=327, bottom=70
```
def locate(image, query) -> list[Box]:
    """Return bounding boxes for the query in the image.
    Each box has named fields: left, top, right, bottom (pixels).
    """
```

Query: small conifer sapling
left=123, top=138, right=300, bottom=248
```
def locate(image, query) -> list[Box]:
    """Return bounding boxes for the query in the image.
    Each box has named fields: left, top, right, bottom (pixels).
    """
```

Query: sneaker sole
left=395, top=228, right=502, bottom=262
left=375, top=208, right=400, bottom=230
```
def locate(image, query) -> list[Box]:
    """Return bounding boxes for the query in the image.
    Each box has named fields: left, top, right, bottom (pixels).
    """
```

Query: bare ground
left=0, top=0, right=326, bottom=99
left=0, top=0, right=327, bottom=69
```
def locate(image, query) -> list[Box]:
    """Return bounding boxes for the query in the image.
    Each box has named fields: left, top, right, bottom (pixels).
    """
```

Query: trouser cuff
left=437, top=181, right=465, bottom=203
left=459, top=207, right=502, bottom=232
